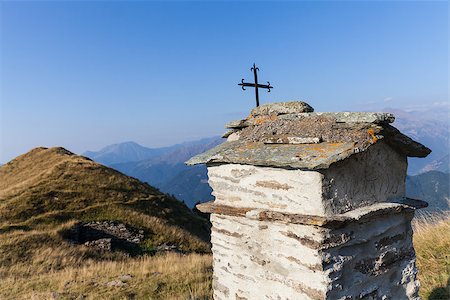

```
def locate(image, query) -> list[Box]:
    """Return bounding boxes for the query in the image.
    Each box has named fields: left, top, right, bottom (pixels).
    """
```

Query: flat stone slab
left=225, top=112, right=395, bottom=129
left=261, top=136, right=321, bottom=144
left=225, top=119, right=249, bottom=129
left=197, top=201, right=422, bottom=228
left=288, top=112, right=395, bottom=123
left=186, top=140, right=359, bottom=169
left=195, top=101, right=430, bottom=168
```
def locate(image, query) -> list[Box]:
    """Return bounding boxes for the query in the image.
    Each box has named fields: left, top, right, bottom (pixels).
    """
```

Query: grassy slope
left=0, top=147, right=210, bottom=252
left=0, top=147, right=212, bottom=293
left=0, top=247, right=212, bottom=300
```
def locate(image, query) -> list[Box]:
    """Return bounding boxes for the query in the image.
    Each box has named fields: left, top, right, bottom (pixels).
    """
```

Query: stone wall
left=325, top=210, right=418, bottom=299
left=210, top=207, right=419, bottom=300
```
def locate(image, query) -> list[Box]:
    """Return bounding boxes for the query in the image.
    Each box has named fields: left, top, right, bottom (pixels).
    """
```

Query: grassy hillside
left=0, top=240, right=212, bottom=299
left=0, top=147, right=210, bottom=282
left=0, top=147, right=209, bottom=250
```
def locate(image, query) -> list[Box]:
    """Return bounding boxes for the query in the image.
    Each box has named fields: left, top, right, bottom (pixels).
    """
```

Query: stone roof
left=186, top=101, right=431, bottom=169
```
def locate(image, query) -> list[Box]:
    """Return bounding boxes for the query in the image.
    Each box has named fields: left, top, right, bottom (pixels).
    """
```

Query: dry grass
left=414, top=213, right=450, bottom=299
left=0, top=253, right=213, bottom=300
left=0, top=222, right=213, bottom=300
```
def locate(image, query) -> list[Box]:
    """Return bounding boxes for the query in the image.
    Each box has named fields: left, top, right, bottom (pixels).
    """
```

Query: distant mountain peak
left=84, top=137, right=223, bottom=167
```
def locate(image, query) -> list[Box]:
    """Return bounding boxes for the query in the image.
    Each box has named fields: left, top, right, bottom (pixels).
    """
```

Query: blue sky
left=0, top=1, right=448, bottom=162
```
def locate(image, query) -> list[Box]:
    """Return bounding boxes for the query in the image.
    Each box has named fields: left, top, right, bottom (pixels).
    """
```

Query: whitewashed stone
left=208, top=164, right=326, bottom=215
left=209, top=210, right=418, bottom=300
left=203, top=148, right=420, bottom=299
left=227, top=132, right=240, bottom=142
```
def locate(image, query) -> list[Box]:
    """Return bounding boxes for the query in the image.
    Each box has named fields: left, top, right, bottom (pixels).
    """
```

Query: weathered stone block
left=208, top=164, right=325, bottom=215
left=210, top=210, right=419, bottom=300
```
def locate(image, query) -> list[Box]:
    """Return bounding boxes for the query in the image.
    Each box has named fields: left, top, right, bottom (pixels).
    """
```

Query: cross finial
left=238, top=64, right=273, bottom=107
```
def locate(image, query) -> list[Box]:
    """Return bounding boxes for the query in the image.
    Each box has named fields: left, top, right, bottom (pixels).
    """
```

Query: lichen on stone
left=238, top=114, right=382, bottom=151
left=250, top=101, right=314, bottom=116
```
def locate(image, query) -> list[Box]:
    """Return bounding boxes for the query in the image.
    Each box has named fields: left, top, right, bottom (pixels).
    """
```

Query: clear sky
left=0, top=1, right=448, bottom=162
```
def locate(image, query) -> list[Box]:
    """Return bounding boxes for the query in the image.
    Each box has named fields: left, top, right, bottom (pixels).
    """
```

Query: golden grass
left=414, top=213, right=450, bottom=300
left=0, top=147, right=213, bottom=299
left=0, top=253, right=213, bottom=300
left=0, top=222, right=212, bottom=299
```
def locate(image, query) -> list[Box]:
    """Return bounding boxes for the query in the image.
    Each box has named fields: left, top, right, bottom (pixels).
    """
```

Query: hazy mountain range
left=83, top=141, right=181, bottom=166
left=419, top=155, right=449, bottom=174
left=83, top=107, right=449, bottom=212
left=83, top=137, right=222, bottom=207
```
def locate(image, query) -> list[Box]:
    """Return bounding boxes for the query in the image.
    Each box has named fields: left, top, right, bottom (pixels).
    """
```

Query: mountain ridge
left=420, top=155, right=449, bottom=174
left=106, top=137, right=223, bottom=207
left=83, top=137, right=223, bottom=166
left=0, top=146, right=210, bottom=252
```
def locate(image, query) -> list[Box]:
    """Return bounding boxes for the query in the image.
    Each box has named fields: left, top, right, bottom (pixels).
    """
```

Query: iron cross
left=238, top=64, right=273, bottom=107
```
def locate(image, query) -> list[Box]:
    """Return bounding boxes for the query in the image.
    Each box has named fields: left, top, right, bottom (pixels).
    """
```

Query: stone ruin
left=62, top=221, right=182, bottom=255
left=187, top=101, right=431, bottom=300
left=63, top=221, right=145, bottom=253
